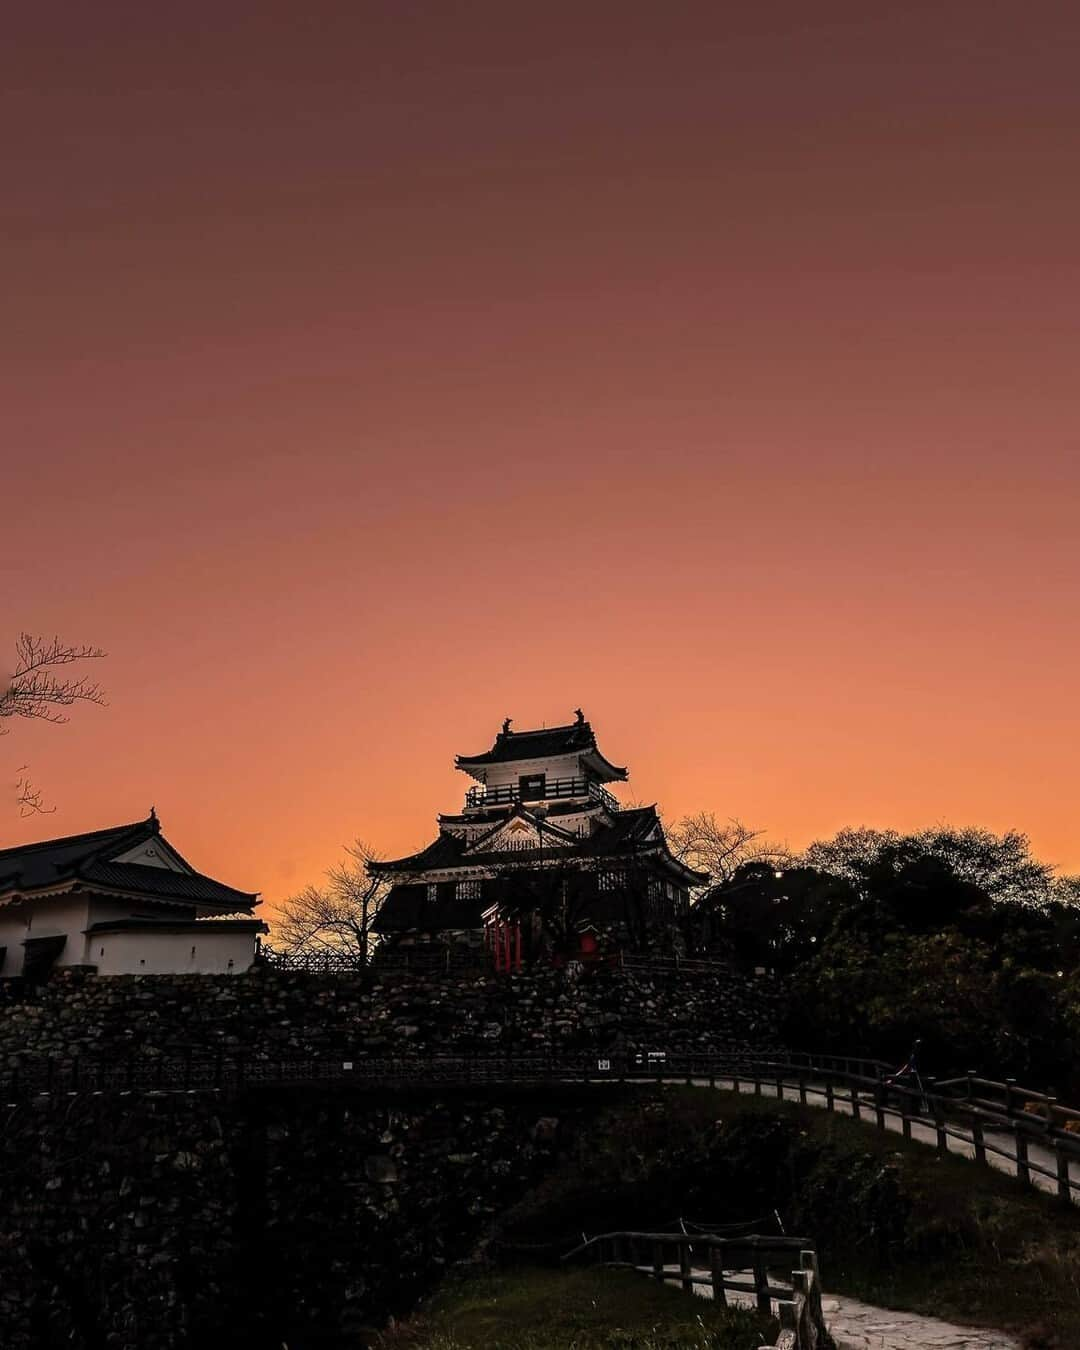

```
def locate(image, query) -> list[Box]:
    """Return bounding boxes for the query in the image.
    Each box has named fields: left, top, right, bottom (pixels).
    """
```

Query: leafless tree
left=665, top=812, right=792, bottom=893
left=272, top=840, right=390, bottom=960
left=1, top=634, right=106, bottom=815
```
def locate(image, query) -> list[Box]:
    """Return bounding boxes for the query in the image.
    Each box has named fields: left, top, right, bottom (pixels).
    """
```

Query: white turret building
left=0, top=812, right=265, bottom=978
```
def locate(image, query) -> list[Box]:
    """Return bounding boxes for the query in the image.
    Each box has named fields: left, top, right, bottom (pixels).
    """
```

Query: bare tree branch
left=2, top=634, right=107, bottom=817
left=272, top=839, right=390, bottom=960
left=665, top=812, right=793, bottom=891
left=1, top=634, right=107, bottom=728
left=14, top=767, right=56, bottom=818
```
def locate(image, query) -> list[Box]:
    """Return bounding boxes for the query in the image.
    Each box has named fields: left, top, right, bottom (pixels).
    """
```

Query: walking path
left=818, top=1294, right=1021, bottom=1349
left=652, top=1077, right=1041, bottom=1345
left=667, top=1266, right=1023, bottom=1349
left=685, top=1075, right=1070, bottom=1204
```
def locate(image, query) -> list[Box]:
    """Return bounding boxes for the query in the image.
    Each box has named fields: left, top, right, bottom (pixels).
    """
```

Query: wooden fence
left=564, top=1230, right=827, bottom=1349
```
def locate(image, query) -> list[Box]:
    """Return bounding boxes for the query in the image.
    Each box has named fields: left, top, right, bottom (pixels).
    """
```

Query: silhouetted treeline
left=694, top=827, right=1080, bottom=1095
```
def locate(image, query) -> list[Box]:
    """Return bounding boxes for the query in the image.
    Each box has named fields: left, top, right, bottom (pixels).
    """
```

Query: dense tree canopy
left=695, top=822, right=1080, bottom=1094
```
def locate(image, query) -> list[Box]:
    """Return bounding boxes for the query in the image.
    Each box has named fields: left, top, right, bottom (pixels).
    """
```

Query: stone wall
left=0, top=960, right=780, bottom=1068
left=0, top=963, right=781, bottom=1347
left=0, top=1082, right=580, bottom=1349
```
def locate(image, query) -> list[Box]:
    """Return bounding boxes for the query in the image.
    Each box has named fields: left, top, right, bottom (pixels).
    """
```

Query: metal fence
left=256, top=946, right=734, bottom=978
left=5, top=1048, right=1078, bottom=1204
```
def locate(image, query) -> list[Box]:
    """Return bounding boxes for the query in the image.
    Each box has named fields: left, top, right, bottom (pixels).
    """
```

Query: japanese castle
left=371, top=712, right=707, bottom=960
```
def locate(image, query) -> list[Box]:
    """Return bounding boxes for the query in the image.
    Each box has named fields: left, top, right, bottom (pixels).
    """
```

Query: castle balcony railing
left=464, top=777, right=619, bottom=813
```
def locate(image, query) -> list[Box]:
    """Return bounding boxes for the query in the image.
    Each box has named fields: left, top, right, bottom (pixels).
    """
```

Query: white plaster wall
left=0, top=910, right=27, bottom=977
left=481, top=754, right=584, bottom=791
left=0, top=896, right=93, bottom=974
left=91, top=929, right=258, bottom=976
left=112, top=839, right=188, bottom=871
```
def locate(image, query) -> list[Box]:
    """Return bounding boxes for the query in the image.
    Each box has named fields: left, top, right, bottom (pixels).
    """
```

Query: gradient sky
left=4, top=1, right=1079, bottom=911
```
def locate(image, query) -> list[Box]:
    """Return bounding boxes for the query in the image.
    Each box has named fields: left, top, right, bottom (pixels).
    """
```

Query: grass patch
left=491, top=1088, right=1080, bottom=1345
left=375, top=1265, right=771, bottom=1349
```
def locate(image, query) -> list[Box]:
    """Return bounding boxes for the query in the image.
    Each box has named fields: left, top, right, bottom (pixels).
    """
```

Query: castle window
left=598, top=869, right=623, bottom=892
left=456, top=879, right=482, bottom=901
left=426, top=883, right=438, bottom=904
left=519, top=773, right=546, bottom=800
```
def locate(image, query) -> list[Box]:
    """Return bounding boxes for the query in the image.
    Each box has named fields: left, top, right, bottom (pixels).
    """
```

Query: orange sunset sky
left=4, top=1, right=1080, bottom=914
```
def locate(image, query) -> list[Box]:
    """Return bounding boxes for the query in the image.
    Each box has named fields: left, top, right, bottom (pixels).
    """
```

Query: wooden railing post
left=930, top=1088, right=948, bottom=1154
left=801, top=1249, right=823, bottom=1323
left=679, top=1240, right=692, bottom=1293
left=825, top=1079, right=834, bottom=1112
left=710, top=1244, right=726, bottom=1305
left=652, top=1240, right=665, bottom=1283
left=850, top=1077, right=861, bottom=1121
left=752, top=1250, right=771, bottom=1314
left=1015, top=1131, right=1031, bottom=1187
left=1055, top=1144, right=1071, bottom=1202
left=1005, top=1078, right=1017, bottom=1117
left=798, top=1072, right=808, bottom=1105
left=971, top=1114, right=986, bottom=1164
left=1053, top=1139, right=1069, bottom=1204
left=875, top=1073, right=886, bottom=1130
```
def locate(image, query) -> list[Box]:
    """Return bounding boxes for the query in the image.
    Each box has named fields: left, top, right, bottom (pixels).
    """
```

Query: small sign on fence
left=597, top=1059, right=611, bottom=1072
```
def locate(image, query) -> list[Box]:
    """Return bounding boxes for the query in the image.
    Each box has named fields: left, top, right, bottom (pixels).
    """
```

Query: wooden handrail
left=564, top=1229, right=827, bottom=1348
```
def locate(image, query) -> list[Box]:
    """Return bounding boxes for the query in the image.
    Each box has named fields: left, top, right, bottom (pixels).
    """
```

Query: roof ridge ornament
left=574, top=708, right=585, bottom=725
left=502, top=717, right=512, bottom=735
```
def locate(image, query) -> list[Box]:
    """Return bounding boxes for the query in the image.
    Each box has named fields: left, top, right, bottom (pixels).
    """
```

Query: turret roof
left=0, top=813, right=258, bottom=909
left=455, top=715, right=628, bottom=780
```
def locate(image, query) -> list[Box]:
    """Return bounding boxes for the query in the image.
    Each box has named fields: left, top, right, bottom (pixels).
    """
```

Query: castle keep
left=371, top=712, right=707, bottom=963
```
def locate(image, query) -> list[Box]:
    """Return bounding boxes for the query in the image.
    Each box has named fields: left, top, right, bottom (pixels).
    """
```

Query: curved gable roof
left=0, top=816, right=157, bottom=892
left=455, top=718, right=628, bottom=780
left=0, top=813, right=258, bottom=909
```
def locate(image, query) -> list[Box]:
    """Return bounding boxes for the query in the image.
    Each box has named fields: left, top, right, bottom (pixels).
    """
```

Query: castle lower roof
left=370, top=806, right=708, bottom=886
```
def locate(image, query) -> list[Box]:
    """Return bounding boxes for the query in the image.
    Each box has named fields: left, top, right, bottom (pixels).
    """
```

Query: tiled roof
left=369, top=833, right=469, bottom=875
left=86, top=916, right=267, bottom=934
left=438, top=800, right=595, bottom=826
left=455, top=719, right=627, bottom=778
left=79, top=860, right=258, bottom=908
left=0, top=814, right=258, bottom=909
left=0, top=817, right=157, bottom=891
left=371, top=805, right=707, bottom=884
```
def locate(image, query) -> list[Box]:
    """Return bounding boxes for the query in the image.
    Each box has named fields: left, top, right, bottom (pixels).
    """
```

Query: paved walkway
left=682, top=1075, right=1071, bottom=1204
left=819, top=1294, right=1021, bottom=1349
left=647, top=1077, right=1046, bottom=1346
left=664, top=1267, right=1023, bottom=1349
